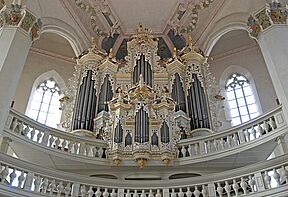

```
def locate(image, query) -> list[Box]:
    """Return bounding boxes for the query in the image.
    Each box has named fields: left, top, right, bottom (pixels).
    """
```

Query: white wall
left=209, top=45, right=278, bottom=114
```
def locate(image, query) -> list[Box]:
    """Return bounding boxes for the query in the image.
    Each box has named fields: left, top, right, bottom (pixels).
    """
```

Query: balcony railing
left=2, top=106, right=287, bottom=167
left=4, top=110, right=108, bottom=160
left=177, top=106, right=286, bottom=161
left=0, top=153, right=288, bottom=196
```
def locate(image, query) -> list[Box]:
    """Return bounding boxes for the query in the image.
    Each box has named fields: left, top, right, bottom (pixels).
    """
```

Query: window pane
left=235, top=89, right=243, bottom=98
left=250, top=113, right=259, bottom=119
left=31, top=102, right=41, bottom=110
left=242, top=115, right=250, bottom=122
left=246, top=96, right=255, bottom=105
left=243, top=86, right=252, bottom=96
left=237, top=98, right=246, bottom=107
left=40, top=103, right=49, bottom=112
left=239, top=106, right=248, bottom=116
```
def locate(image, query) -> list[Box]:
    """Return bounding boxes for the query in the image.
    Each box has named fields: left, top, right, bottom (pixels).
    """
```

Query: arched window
left=27, top=78, right=61, bottom=128
left=225, top=73, right=259, bottom=126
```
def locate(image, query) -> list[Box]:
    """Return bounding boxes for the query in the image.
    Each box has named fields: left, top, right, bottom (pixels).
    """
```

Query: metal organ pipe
left=97, top=75, right=113, bottom=113
left=73, top=70, right=97, bottom=131
left=172, top=73, right=186, bottom=112
left=133, top=55, right=152, bottom=87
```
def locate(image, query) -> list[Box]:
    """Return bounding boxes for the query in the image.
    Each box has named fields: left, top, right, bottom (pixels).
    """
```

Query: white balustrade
left=177, top=107, right=286, bottom=159
left=0, top=153, right=287, bottom=197
left=4, top=110, right=107, bottom=159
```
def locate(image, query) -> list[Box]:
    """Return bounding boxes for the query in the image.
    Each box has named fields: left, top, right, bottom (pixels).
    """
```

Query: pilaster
left=0, top=2, right=41, bottom=134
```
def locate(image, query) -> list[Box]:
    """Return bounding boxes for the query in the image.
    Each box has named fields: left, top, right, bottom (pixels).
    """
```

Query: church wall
left=209, top=45, right=278, bottom=114
left=12, top=51, right=75, bottom=114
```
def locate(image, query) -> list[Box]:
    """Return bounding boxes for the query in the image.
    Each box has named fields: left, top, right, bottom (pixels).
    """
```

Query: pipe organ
left=61, top=25, right=221, bottom=168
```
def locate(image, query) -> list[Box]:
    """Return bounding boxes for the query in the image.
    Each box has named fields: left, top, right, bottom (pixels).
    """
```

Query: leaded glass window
left=225, top=73, right=259, bottom=126
left=27, top=79, right=61, bottom=128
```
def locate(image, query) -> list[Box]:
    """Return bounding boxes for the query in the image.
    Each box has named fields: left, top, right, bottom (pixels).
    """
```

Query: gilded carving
left=20, top=10, right=36, bottom=32
left=255, top=9, right=271, bottom=30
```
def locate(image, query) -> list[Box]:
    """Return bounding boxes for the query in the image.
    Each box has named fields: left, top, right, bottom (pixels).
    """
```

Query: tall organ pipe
left=187, top=74, right=210, bottom=130
left=161, top=121, right=170, bottom=143
left=171, top=73, right=187, bottom=112
left=97, top=75, right=113, bottom=113
left=135, top=107, right=149, bottom=143
left=133, top=55, right=152, bottom=87
left=73, top=70, right=97, bottom=131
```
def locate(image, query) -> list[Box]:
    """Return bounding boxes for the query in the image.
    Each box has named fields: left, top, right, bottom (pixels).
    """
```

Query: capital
left=247, top=1, right=288, bottom=39
left=0, top=2, right=42, bottom=42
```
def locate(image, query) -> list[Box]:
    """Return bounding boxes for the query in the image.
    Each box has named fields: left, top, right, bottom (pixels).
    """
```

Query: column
left=247, top=1, right=288, bottom=117
left=0, top=2, right=41, bottom=133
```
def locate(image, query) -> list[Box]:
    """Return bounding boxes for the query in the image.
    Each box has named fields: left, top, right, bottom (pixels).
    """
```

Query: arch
left=219, top=65, right=263, bottom=124
left=203, top=22, right=248, bottom=56
left=40, top=17, right=88, bottom=56
left=25, top=70, right=66, bottom=116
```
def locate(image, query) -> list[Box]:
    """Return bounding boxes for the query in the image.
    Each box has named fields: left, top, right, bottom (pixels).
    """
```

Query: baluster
left=103, top=188, right=109, bottom=197
left=188, top=145, right=192, bottom=156
left=17, top=171, right=25, bottom=188
left=140, top=190, right=146, bottom=197
left=61, top=139, right=67, bottom=151
left=126, top=189, right=131, bottom=197
left=88, top=186, right=94, bottom=197
left=95, top=187, right=102, bottom=197
left=36, top=131, right=42, bottom=143
left=85, top=144, right=90, bottom=156
left=80, top=185, right=86, bottom=197
left=193, top=186, right=201, bottom=197
left=49, top=180, right=56, bottom=195
left=23, top=124, right=30, bottom=137
left=273, top=168, right=281, bottom=186
left=206, top=141, right=211, bottom=153
left=224, top=181, right=231, bottom=197
left=34, top=176, right=42, bottom=192
left=30, top=128, right=36, bottom=141
left=232, top=179, right=239, bottom=196
left=213, top=140, right=218, bottom=151
left=257, top=123, right=264, bottom=136
left=220, top=138, right=225, bottom=149
left=156, top=189, right=161, bottom=197
left=244, top=129, right=250, bottom=142
left=233, top=133, right=238, bottom=146
left=1, top=166, right=9, bottom=183
left=148, top=190, right=154, bottom=197
left=133, top=190, right=139, bottom=197
left=98, top=147, right=104, bottom=158
left=49, top=136, right=55, bottom=147
left=55, top=137, right=61, bottom=149
left=194, top=143, right=199, bottom=155
left=41, top=131, right=50, bottom=146
left=12, top=119, right=18, bottom=132
left=79, top=143, right=85, bottom=155
left=269, top=117, right=277, bottom=130
left=248, top=175, right=256, bottom=193
left=18, top=122, right=25, bottom=135
left=226, top=136, right=232, bottom=148
left=238, top=130, right=246, bottom=143
left=240, top=177, right=248, bottom=194
left=68, top=141, right=74, bottom=153
left=181, top=146, right=186, bottom=157
left=9, top=168, right=16, bottom=185
left=281, top=166, right=288, bottom=183
left=264, top=171, right=272, bottom=189
left=251, top=126, right=257, bottom=139
left=92, top=146, right=97, bottom=157
left=263, top=121, right=270, bottom=133
left=202, top=185, right=208, bottom=197
left=41, top=178, right=49, bottom=194
left=74, top=142, right=79, bottom=154
left=111, top=188, right=117, bottom=197
left=178, top=188, right=184, bottom=197
left=186, top=187, right=192, bottom=197
left=64, top=183, right=71, bottom=197
left=88, top=145, right=94, bottom=157
left=216, top=183, right=223, bottom=197
left=171, top=188, right=176, bottom=197
left=57, top=181, right=64, bottom=197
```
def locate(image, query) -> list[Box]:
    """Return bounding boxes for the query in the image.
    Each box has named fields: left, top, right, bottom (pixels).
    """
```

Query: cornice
left=29, top=47, right=76, bottom=64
